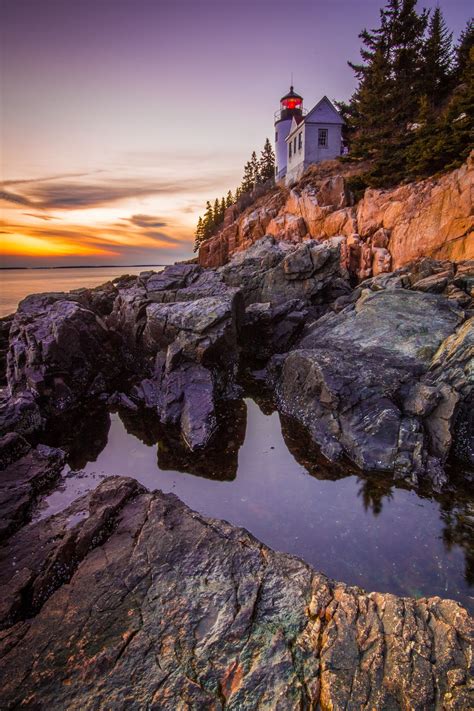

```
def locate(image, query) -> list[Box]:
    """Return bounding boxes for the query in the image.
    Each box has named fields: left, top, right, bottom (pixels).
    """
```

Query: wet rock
left=0, top=477, right=471, bottom=709
left=0, top=439, right=65, bottom=542
left=0, top=476, right=143, bottom=628
left=275, top=290, right=466, bottom=486
left=221, top=236, right=351, bottom=307
left=0, top=390, right=43, bottom=437
left=241, top=300, right=308, bottom=361
left=130, top=276, right=243, bottom=450
left=413, top=270, right=452, bottom=293
left=0, top=314, right=13, bottom=384
left=7, top=294, right=121, bottom=414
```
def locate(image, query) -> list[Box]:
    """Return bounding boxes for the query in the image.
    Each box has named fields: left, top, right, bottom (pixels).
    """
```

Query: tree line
left=194, top=138, right=275, bottom=252
left=339, top=1, right=473, bottom=187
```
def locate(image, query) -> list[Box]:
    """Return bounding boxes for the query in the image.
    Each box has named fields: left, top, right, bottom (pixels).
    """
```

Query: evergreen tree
left=213, top=198, right=220, bottom=224
left=453, top=18, right=474, bottom=81
left=240, top=160, right=255, bottom=193
left=258, top=138, right=276, bottom=183
left=202, top=200, right=215, bottom=239
left=193, top=216, right=205, bottom=253
left=421, top=7, right=453, bottom=107
left=226, top=190, right=234, bottom=207
left=220, top=197, right=226, bottom=221
left=406, top=18, right=473, bottom=177
left=346, top=0, right=432, bottom=185
left=250, top=151, right=259, bottom=185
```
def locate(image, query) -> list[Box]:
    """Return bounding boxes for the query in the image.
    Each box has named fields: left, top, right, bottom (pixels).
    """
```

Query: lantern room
left=277, top=86, right=303, bottom=122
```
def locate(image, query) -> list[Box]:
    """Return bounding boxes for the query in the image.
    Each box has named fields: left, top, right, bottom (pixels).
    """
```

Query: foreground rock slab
left=0, top=477, right=472, bottom=710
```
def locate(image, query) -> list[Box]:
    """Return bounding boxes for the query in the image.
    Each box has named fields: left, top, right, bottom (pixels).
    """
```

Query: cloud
left=2, top=170, right=102, bottom=187
left=123, top=214, right=167, bottom=229
left=23, top=212, right=56, bottom=221
left=142, top=230, right=182, bottom=246
left=1, top=171, right=240, bottom=212
left=0, top=190, right=32, bottom=207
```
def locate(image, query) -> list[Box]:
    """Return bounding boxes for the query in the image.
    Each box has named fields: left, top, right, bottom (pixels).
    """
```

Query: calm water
left=37, top=398, right=474, bottom=613
left=0, top=266, right=164, bottom=317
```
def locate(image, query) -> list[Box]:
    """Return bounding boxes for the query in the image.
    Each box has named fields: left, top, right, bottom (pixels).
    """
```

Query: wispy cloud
left=1, top=171, right=239, bottom=212
left=123, top=214, right=168, bottom=228
left=23, top=212, right=56, bottom=221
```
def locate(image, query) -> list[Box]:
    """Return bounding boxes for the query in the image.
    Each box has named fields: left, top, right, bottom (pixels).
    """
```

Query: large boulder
left=0, top=433, right=65, bottom=542
left=275, top=289, right=468, bottom=486
left=6, top=293, right=121, bottom=415
left=0, top=477, right=471, bottom=709
left=220, top=236, right=351, bottom=307
left=130, top=268, right=243, bottom=451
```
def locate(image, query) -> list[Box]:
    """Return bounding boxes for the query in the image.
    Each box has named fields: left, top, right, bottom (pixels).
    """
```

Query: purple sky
left=1, top=0, right=471, bottom=266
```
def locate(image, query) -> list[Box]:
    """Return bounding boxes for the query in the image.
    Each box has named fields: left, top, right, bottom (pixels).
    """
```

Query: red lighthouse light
left=282, top=97, right=302, bottom=110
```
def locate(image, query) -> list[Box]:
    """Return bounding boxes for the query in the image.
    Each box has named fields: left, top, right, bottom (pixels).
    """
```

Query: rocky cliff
left=199, top=153, right=474, bottom=279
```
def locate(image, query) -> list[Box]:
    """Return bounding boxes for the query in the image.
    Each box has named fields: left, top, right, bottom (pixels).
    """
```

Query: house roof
left=285, top=95, right=344, bottom=141
left=305, top=96, right=345, bottom=124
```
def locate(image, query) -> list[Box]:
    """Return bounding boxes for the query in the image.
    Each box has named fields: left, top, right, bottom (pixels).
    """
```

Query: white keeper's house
left=274, top=86, right=345, bottom=185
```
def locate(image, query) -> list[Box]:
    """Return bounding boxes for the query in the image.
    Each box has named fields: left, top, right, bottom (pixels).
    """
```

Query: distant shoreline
left=0, top=264, right=168, bottom=271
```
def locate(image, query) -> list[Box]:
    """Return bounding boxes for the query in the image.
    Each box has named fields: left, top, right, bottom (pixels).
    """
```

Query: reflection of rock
left=0, top=434, right=65, bottom=542
left=119, top=400, right=247, bottom=481
left=41, top=404, right=111, bottom=471
left=279, top=411, right=361, bottom=482
left=0, top=476, right=472, bottom=710
left=157, top=399, right=247, bottom=481
left=441, top=497, right=474, bottom=586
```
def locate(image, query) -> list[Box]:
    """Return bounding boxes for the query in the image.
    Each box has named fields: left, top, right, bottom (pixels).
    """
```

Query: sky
left=1, top=0, right=471, bottom=267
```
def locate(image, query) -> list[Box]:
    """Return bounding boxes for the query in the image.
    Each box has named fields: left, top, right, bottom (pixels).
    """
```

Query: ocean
left=0, top=266, right=165, bottom=317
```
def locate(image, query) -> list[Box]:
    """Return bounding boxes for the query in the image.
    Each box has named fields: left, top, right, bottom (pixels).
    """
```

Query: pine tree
left=250, top=151, right=259, bottom=186
left=202, top=200, right=215, bottom=239
left=241, top=160, right=254, bottom=193
left=346, top=0, right=430, bottom=185
left=220, top=197, right=226, bottom=221
left=453, top=18, right=473, bottom=81
left=258, top=138, right=275, bottom=183
left=193, top=216, right=205, bottom=253
left=407, top=17, right=473, bottom=178
left=213, top=198, right=220, bottom=224
left=421, top=7, right=453, bottom=107
left=225, top=190, right=234, bottom=207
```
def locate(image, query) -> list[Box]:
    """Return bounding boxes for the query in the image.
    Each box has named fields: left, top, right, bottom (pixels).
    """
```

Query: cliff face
left=199, top=153, right=474, bottom=278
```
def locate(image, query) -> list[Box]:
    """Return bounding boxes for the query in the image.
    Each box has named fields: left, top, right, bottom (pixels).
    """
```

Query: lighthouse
left=274, top=86, right=345, bottom=185
left=274, top=86, right=304, bottom=182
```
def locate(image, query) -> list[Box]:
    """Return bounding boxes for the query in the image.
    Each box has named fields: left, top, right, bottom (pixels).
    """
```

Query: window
left=293, top=137, right=297, bottom=152
left=275, top=131, right=278, bottom=141
left=318, top=128, right=328, bottom=148
left=289, top=142, right=292, bottom=158
left=298, top=132, right=302, bottom=150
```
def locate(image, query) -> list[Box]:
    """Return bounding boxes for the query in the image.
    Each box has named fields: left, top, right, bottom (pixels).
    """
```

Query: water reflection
left=118, top=400, right=247, bottom=480
left=38, top=395, right=473, bottom=612
left=40, top=403, right=111, bottom=470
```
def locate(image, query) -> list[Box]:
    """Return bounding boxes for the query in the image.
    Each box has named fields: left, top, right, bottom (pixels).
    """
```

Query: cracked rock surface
left=0, top=476, right=472, bottom=710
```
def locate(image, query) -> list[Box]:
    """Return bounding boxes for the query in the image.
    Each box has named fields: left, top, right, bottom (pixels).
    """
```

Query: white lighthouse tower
left=274, top=86, right=304, bottom=182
